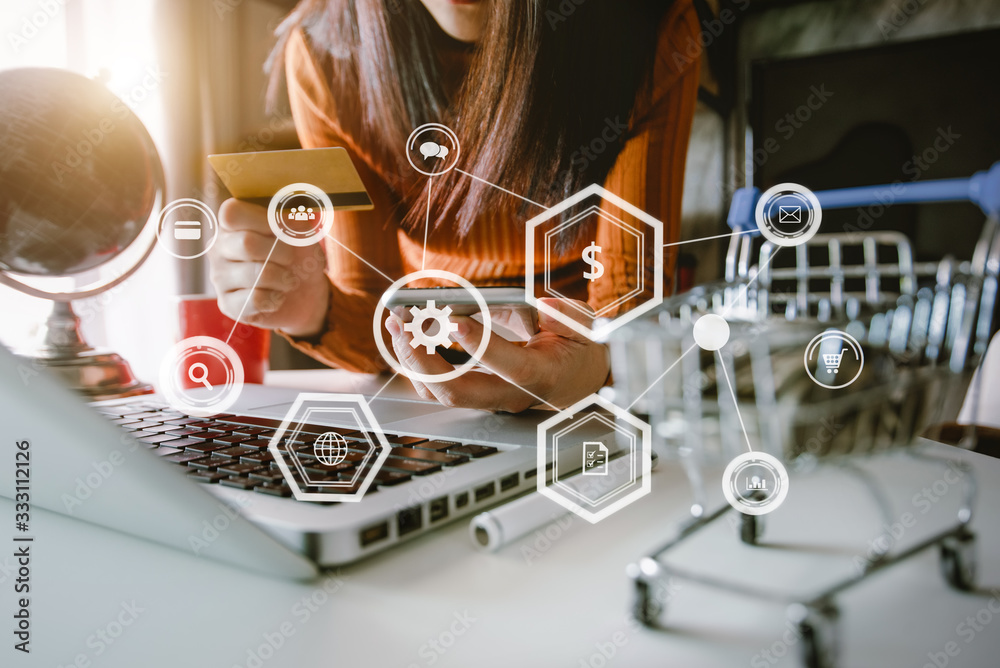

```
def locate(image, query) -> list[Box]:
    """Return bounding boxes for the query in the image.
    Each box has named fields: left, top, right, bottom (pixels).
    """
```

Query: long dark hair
left=269, top=0, right=672, bottom=233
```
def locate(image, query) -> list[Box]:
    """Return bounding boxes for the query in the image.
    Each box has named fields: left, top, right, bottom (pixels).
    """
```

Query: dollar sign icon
left=582, top=242, right=604, bottom=281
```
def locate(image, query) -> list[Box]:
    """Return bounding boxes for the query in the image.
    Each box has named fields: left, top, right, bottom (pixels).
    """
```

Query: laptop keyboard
left=93, top=401, right=498, bottom=502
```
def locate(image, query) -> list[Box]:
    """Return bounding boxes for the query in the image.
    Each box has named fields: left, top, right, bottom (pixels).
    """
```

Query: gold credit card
left=207, top=147, right=373, bottom=211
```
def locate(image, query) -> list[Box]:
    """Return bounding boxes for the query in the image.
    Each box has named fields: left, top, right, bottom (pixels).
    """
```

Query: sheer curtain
left=1, top=0, right=299, bottom=381
left=0, top=0, right=176, bottom=382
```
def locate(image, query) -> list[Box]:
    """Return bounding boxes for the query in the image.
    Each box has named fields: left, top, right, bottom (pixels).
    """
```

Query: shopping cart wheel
left=940, top=531, right=977, bottom=592
left=740, top=513, right=761, bottom=545
left=789, top=602, right=840, bottom=668
left=631, top=578, right=662, bottom=626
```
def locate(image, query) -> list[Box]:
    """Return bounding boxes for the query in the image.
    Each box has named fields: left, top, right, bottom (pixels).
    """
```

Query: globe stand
left=17, top=301, right=153, bottom=401
left=0, top=67, right=168, bottom=403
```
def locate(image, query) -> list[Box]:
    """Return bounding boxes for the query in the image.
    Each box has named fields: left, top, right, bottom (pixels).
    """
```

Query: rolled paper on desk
left=470, top=452, right=657, bottom=551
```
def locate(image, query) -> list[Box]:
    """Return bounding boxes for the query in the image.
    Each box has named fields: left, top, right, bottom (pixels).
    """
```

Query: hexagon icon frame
left=537, top=393, right=652, bottom=523
left=551, top=412, right=637, bottom=507
left=526, top=183, right=663, bottom=341
left=543, top=206, right=644, bottom=320
left=267, top=393, right=391, bottom=502
left=284, top=406, right=379, bottom=491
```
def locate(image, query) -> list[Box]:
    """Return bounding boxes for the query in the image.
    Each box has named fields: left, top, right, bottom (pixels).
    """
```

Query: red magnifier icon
left=187, top=362, right=213, bottom=390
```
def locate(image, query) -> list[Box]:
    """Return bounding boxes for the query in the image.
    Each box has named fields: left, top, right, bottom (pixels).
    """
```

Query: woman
left=210, top=0, right=700, bottom=412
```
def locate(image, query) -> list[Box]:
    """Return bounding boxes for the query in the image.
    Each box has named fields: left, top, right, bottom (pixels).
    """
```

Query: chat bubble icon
left=419, top=141, right=448, bottom=161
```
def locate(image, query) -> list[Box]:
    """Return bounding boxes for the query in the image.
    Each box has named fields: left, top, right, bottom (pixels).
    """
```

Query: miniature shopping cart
left=605, top=164, right=1000, bottom=668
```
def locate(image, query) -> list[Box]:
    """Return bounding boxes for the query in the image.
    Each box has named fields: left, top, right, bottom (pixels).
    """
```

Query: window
left=1, top=0, right=175, bottom=382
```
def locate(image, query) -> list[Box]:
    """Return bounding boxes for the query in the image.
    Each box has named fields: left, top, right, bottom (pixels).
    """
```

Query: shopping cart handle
left=727, top=160, right=1000, bottom=232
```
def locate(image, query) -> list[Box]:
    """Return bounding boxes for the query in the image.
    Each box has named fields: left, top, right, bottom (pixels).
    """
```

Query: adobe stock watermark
left=555, top=116, right=630, bottom=187
left=232, top=571, right=350, bottom=668
left=577, top=613, right=654, bottom=668
left=877, top=0, right=930, bottom=40
left=398, top=466, right=460, bottom=511
left=688, top=304, right=792, bottom=397
left=845, top=126, right=961, bottom=240
left=520, top=513, right=575, bottom=565
left=60, top=432, right=141, bottom=514
left=670, top=0, right=751, bottom=69
left=213, top=0, right=244, bottom=20
left=721, top=85, right=834, bottom=198
left=55, top=600, right=146, bottom=668
left=73, top=265, right=131, bottom=328
left=188, top=115, right=284, bottom=209
left=50, top=65, right=168, bottom=184
left=522, top=451, right=645, bottom=565
left=853, top=458, right=968, bottom=575
left=391, top=413, right=509, bottom=515
left=545, top=0, right=586, bottom=30
left=921, top=591, right=1000, bottom=668
left=405, top=610, right=478, bottom=668
left=749, top=615, right=809, bottom=668
left=209, top=115, right=291, bottom=198
left=799, top=415, right=844, bottom=457
left=390, top=464, right=461, bottom=526
left=218, top=238, right=327, bottom=322
left=7, top=0, right=66, bottom=53
left=188, top=492, right=253, bottom=555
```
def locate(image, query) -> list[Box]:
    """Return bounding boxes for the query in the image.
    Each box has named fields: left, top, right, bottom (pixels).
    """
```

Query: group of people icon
left=288, top=205, right=318, bottom=221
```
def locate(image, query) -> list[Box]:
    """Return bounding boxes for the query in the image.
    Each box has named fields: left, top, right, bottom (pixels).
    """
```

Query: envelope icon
left=778, top=205, right=802, bottom=224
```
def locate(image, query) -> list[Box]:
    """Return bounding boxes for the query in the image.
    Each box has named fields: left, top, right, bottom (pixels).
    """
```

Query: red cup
left=175, top=295, right=270, bottom=386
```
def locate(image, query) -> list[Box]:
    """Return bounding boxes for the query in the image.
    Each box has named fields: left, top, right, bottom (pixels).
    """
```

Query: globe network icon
left=314, top=431, right=349, bottom=467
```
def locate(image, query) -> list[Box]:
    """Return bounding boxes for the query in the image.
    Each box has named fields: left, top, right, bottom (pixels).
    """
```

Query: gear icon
left=403, top=300, right=460, bottom=354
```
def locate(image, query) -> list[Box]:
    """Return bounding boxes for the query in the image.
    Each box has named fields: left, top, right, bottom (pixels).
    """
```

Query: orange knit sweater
left=282, top=0, right=701, bottom=373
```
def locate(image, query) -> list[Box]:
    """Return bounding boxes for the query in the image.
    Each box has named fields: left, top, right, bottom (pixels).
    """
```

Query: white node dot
left=692, top=314, right=730, bottom=351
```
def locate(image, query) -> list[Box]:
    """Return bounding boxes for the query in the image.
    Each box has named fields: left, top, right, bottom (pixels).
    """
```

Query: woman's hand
left=209, top=198, right=330, bottom=337
left=384, top=298, right=610, bottom=412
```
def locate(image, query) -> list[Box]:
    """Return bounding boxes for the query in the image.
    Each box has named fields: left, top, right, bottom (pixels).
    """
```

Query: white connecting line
left=213, top=169, right=561, bottom=412
left=455, top=168, right=550, bottom=210
left=240, top=171, right=761, bottom=417
left=625, top=245, right=783, bottom=419
left=716, top=350, right=754, bottom=453
left=713, top=246, right=783, bottom=452
left=491, top=372, right=561, bottom=411
left=422, top=177, right=432, bottom=271
left=325, top=233, right=395, bottom=284
left=407, top=167, right=558, bottom=409
left=720, top=244, right=781, bottom=320
left=226, top=222, right=398, bottom=348
left=225, top=238, right=279, bottom=345
left=371, top=372, right=399, bottom=401
left=663, top=229, right=755, bottom=248
left=303, top=168, right=559, bottom=411
left=445, top=172, right=561, bottom=409
left=626, top=342, right=698, bottom=411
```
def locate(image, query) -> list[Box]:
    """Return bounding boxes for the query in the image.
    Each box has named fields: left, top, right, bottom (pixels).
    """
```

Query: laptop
left=0, top=344, right=614, bottom=580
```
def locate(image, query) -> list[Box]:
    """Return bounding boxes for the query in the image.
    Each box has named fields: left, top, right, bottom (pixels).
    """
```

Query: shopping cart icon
left=822, top=348, right=848, bottom=373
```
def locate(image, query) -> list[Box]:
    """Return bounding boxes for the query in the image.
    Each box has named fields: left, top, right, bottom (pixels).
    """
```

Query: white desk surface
left=6, top=370, right=1000, bottom=668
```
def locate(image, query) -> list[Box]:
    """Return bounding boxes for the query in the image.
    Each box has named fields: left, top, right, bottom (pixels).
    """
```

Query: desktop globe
left=0, top=67, right=165, bottom=399
left=314, top=431, right=350, bottom=467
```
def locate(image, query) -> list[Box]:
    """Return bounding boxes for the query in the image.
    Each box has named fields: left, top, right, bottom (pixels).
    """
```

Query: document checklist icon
left=583, top=441, right=609, bottom=476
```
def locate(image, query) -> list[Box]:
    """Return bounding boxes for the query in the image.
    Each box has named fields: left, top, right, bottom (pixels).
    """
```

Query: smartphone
left=386, top=286, right=538, bottom=354
left=387, top=286, right=524, bottom=313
